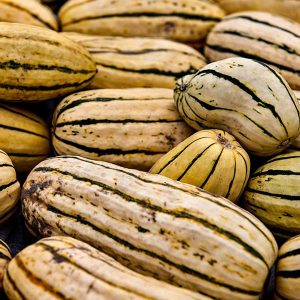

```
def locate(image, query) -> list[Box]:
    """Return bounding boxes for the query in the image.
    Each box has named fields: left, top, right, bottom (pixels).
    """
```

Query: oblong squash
left=244, top=150, right=300, bottom=239
left=22, top=156, right=278, bottom=300
left=0, top=150, right=20, bottom=224
left=0, top=0, right=58, bottom=30
left=174, top=57, right=300, bottom=156
left=4, top=236, right=210, bottom=300
left=214, top=0, right=300, bottom=23
left=275, top=235, right=300, bottom=300
left=0, top=22, right=96, bottom=102
left=59, top=0, right=225, bottom=47
left=150, top=129, right=250, bottom=203
left=291, top=91, right=300, bottom=149
left=0, top=103, right=50, bottom=173
left=62, top=32, right=207, bottom=89
left=0, top=240, right=11, bottom=289
left=52, top=88, right=193, bottom=171
left=205, top=12, right=300, bottom=90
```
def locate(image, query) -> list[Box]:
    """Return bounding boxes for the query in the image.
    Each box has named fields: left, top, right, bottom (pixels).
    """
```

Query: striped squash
left=214, top=0, right=300, bottom=23
left=37, top=0, right=67, bottom=11
left=0, top=104, right=50, bottom=174
left=0, top=240, right=11, bottom=289
left=59, top=0, right=225, bottom=47
left=62, top=32, right=207, bottom=89
left=52, top=88, right=193, bottom=171
left=4, top=236, right=210, bottom=300
left=275, top=235, right=300, bottom=300
left=244, top=150, right=300, bottom=239
left=0, top=151, right=20, bottom=224
left=22, top=156, right=278, bottom=300
left=291, top=91, right=300, bottom=149
left=174, top=57, right=300, bottom=156
left=204, top=12, right=300, bottom=90
left=150, top=129, right=250, bottom=203
left=0, top=0, right=58, bottom=30
left=0, top=22, right=96, bottom=102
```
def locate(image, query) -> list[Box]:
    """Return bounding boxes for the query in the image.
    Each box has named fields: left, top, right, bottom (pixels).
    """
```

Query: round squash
left=0, top=150, right=20, bottom=224
left=0, top=240, right=11, bottom=289
left=174, top=57, right=300, bottom=156
left=244, top=150, right=300, bottom=239
left=291, top=91, right=300, bottom=149
left=150, top=129, right=250, bottom=202
left=275, top=235, right=300, bottom=300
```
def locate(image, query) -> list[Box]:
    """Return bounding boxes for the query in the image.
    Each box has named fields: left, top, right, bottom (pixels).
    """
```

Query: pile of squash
left=0, top=0, right=299, bottom=299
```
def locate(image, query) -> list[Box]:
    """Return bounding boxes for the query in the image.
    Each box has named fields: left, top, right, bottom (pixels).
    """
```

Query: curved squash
left=52, top=88, right=193, bottom=171
left=22, top=156, right=277, bottom=300
left=244, top=150, right=300, bottom=239
left=150, top=129, right=250, bottom=202
left=0, top=240, right=11, bottom=289
left=275, top=235, right=300, bottom=300
left=4, top=236, right=210, bottom=300
left=174, top=57, right=300, bottom=156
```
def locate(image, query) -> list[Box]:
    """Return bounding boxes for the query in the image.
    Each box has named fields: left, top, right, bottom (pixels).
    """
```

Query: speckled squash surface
left=52, top=88, right=193, bottom=171
left=3, top=236, right=211, bottom=300
left=62, top=32, right=207, bottom=89
left=150, top=129, right=250, bottom=202
left=175, top=57, right=300, bottom=156
left=22, top=156, right=277, bottom=300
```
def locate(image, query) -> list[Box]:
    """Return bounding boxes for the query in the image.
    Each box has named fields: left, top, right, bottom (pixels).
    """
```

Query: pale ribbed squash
left=244, top=150, right=300, bottom=239
left=205, top=12, right=300, bottom=90
left=150, top=129, right=250, bottom=203
left=291, top=91, right=300, bottom=149
left=0, top=22, right=96, bottom=102
left=59, top=0, right=225, bottom=47
left=175, top=57, right=300, bottom=156
left=0, top=104, right=50, bottom=173
left=0, top=0, right=58, bottom=30
left=0, top=150, right=20, bottom=224
left=22, top=156, right=278, bottom=300
left=62, top=32, right=207, bottom=89
left=52, top=88, right=193, bottom=171
left=275, top=235, right=300, bottom=300
left=4, top=236, right=210, bottom=300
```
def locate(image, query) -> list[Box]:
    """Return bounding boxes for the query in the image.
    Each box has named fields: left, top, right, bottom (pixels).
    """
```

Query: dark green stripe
left=15, top=256, right=68, bottom=299
left=224, top=15, right=300, bottom=39
left=0, top=163, right=13, bottom=168
left=37, top=202, right=260, bottom=296
left=277, top=269, right=300, bottom=278
left=89, top=47, right=204, bottom=60
left=177, top=143, right=216, bottom=181
left=97, top=62, right=198, bottom=77
left=0, top=251, right=11, bottom=261
left=253, top=169, right=300, bottom=177
left=245, top=203, right=267, bottom=212
left=33, top=165, right=270, bottom=272
left=0, top=124, right=48, bottom=139
left=0, top=179, right=18, bottom=192
left=0, top=60, right=94, bottom=75
left=55, top=97, right=172, bottom=121
left=0, top=104, right=42, bottom=124
left=64, top=12, right=221, bottom=26
left=279, top=248, right=300, bottom=260
left=246, top=188, right=300, bottom=200
left=0, top=75, right=93, bottom=92
left=197, top=69, right=288, bottom=137
left=56, top=118, right=181, bottom=127
left=53, top=133, right=166, bottom=156
left=237, top=152, right=250, bottom=194
left=6, top=267, right=27, bottom=300
left=155, top=136, right=211, bottom=174
left=187, top=92, right=279, bottom=140
left=0, top=240, right=11, bottom=256
left=54, top=155, right=277, bottom=254
left=225, top=154, right=236, bottom=199
left=1, top=1, right=56, bottom=30
left=200, top=148, right=224, bottom=188
left=274, top=289, right=290, bottom=300
left=59, top=0, right=97, bottom=17
left=213, top=30, right=300, bottom=56
left=267, top=154, right=300, bottom=164
left=8, top=153, right=46, bottom=157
